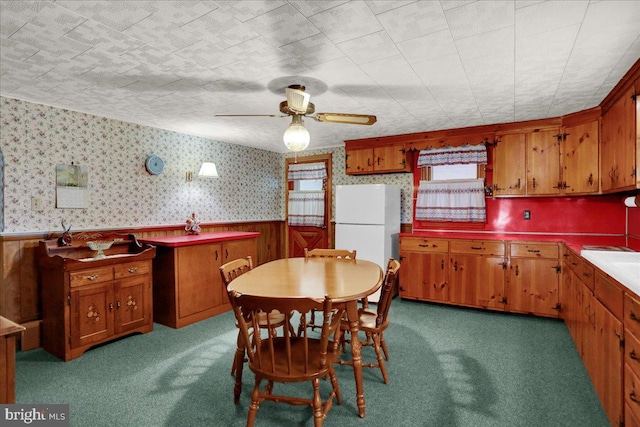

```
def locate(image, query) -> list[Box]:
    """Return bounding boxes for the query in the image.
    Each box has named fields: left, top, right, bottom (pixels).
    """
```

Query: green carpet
left=15, top=299, right=610, bottom=426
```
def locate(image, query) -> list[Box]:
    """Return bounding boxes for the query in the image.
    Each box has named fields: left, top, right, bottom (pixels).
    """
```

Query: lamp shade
left=283, top=115, right=310, bottom=152
left=198, top=162, right=218, bottom=178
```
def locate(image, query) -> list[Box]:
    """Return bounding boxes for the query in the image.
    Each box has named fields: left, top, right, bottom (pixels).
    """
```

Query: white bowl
left=87, top=240, right=114, bottom=259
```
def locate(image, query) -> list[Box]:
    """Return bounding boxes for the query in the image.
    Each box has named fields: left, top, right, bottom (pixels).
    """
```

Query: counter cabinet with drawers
left=38, top=233, right=156, bottom=361
left=399, top=236, right=561, bottom=318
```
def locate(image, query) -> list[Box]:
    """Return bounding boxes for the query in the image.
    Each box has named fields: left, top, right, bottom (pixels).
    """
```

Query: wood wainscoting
left=0, top=221, right=285, bottom=328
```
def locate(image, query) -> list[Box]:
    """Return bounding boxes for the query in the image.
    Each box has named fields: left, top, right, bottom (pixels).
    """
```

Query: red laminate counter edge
left=139, top=231, right=260, bottom=247
left=400, top=231, right=629, bottom=253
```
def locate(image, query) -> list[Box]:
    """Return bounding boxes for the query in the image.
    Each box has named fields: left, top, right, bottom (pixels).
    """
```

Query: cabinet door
left=399, top=251, right=447, bottom=301
left=561, top=120, right=599, bottom=195
left=527, top=129, right=561, bottom=195
left=594, top=300, right=623, bottom=427
left=507, top=258, right=560, bottom=316
left=449, top=254, right=505, bottom=309
left=601, top=86, right=637, bottom=192
left=114, top=275, right=151, bottom=334
left=177, top=243, right=222, bottom=319
left=345, top=148, right=373, bottom=174
left=374, top=146, right=408, bottom=172
left=70, top=282, right=114, bottom=348
left=493, top=133, right=526, bottom=196
left=223, top=239, right=257, bottom=264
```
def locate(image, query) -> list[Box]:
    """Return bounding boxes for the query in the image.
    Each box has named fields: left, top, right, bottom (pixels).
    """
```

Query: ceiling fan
left=215, top=84, right=377, bottom=151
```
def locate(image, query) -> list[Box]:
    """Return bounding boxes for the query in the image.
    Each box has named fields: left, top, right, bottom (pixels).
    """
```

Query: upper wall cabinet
left=494, top=119, right=599, bottom=197
left=345, top=144, right=412, bottom=175
left=601, top=86, right=638, bottom=193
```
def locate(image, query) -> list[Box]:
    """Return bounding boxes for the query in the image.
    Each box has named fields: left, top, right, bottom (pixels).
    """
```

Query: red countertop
left=139, top=231, right=260, bottom=247
left=400, top=231, right=629, bottom=253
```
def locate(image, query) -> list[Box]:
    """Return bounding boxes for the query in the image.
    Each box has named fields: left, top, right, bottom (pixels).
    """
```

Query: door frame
left=285, top=153, right=333, bottom=258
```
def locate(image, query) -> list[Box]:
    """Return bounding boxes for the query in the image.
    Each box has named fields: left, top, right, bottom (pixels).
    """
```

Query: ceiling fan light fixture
left=283, top=115, right=310, bottom=152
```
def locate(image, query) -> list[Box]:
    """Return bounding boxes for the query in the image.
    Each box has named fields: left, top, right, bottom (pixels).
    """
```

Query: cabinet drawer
left=626, top=403, right=640, bottom=427
left=626, top=330, right=640, bottom=380
left=595, top=272, right=623, bottom=320
left=450, top=240, right=504, bottom=256
left=70, top=267, right=114, bottom=287
left=115, top=261, right=150, bottom=279
left=566, top=252, right=594, bottom=290
left=626, top=294, right=640, bottom=338
left=510, top=242, right=558, bottom=259
left=400, top=238, right=449, bottom=253
left=626, top=363, right=640, bottom=423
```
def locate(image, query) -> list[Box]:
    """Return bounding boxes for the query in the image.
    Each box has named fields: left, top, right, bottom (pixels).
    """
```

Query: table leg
left=346, top=300, right=366, bottom=417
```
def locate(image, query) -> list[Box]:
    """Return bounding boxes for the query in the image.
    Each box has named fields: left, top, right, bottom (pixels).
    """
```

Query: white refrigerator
left=335, top=184, right=401, bottom=303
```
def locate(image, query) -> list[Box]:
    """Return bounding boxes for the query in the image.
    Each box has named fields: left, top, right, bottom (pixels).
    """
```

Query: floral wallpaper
left=0, top=97, right=283, bottom=233
left=0, top=96, right=413, bottom=234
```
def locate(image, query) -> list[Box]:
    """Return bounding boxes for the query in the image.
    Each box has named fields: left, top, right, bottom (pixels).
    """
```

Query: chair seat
left=251, top=337, right=339, bottom=381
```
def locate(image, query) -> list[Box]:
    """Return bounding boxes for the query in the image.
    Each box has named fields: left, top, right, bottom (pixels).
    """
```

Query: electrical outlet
left=31, top=197, right=43, bottom=211
left=524, top=210, right=531, bottom=220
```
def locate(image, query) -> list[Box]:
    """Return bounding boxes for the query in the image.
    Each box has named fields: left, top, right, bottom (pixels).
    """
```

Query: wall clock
left=145, top=154, right=165, bottom=175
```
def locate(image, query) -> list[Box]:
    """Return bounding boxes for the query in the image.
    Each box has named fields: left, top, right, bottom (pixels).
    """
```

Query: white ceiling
left=1, top=1, right=639, bottom=153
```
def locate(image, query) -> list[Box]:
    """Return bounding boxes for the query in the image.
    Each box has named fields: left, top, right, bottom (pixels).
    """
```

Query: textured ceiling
left=1, top=1, right=639, bottom=153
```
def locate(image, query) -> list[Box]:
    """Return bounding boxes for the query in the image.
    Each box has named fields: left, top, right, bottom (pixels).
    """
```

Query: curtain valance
left=415, top=179, right=486, bottom=222
left=288, top=190, right=325, bottom=227
left=287, top=162, right=327, bottom=181
left=417, top=144, right=487, bottom=168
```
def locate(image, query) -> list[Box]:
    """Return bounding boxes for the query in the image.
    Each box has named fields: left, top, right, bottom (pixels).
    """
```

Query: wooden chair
left=219, top=256, right=289, bottom=404
left=229, top=291, right=344, bottom=427
left=303, top=248, right=356, bottom=334
left=337, top=259, right=400, bottom=384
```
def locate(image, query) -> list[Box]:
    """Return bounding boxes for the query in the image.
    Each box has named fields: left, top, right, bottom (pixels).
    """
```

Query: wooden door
left=114, top=275, right=150, bottom=334
left=70, top=282, right=114, bottom=348
left=286, top=154, right=331, bottom=257
left=594, top=300, right=623, bottom=427
left=177, top=243, right=222, bottom=318
left=507, top=258, right=560, bottom=316
left=601, top=87, right=637, bottom=192
left=527, top=128, right=561, bottom=195
left=345, top=147, right=373, bottom=174
left=561, top=120, right=599, bottom=194
left=493, top=133, right=526, bottom=196
left=374, top=146, right=407, bottom=172
left=399, top=251, right=447, bottom=301
left=449, top=254, right=505, bottom=309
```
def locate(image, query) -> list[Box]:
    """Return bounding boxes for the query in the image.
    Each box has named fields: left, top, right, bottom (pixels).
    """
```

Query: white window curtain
left=287, top=162, right=328, bottom=181
left=288, top=190, right=325, bottom=227
left=415, top=179, right=486, bottom=222
left=417, top=144, right=487, bottom=168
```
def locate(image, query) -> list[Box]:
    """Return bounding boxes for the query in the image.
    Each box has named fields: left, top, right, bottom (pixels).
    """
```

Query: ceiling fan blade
left=214, top=114, right=288, bottom=118
left=312, top=113, right=377, bottom=125
left=285, top=87, right=310, bottom=114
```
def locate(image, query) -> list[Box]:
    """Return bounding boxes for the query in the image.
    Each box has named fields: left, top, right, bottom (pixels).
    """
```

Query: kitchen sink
left=580, top=250, right=640, bottom=293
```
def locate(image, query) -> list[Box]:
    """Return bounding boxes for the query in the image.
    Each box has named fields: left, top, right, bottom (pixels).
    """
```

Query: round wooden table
left=228, top=257, right=384, bottom=418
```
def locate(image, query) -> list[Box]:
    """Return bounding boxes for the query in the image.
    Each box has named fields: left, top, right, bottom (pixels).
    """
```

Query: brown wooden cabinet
left=0, top=317, right=25, bottom=403
left=38, top=234, right=155, bottom=361
left=506, top=242, right=560, bottom=317
left=494, top=121, right=599, bottom=196
left=449, top=240, right=506, bottom=310
left=141, top=232, right=258, bottom=328
left=560, top=118, right=599, bottom=195
left=398, top=238, right=448, bottom=301
left=345, top=144, right=411, bottom=175
left=626, top=294, right=640, bottom=426
left=493, top=133, right=526, bottom=196
left=601, top=86, right=638, bottom=193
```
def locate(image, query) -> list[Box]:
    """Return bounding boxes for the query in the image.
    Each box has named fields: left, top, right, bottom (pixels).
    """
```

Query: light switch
left=524, top=210, right=531, bottom=220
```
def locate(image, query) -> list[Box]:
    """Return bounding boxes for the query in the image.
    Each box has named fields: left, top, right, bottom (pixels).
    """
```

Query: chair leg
left=312, top=378, right=323, bottom=427
left=233, top=331, right=245, bottom=404
left=247, top=378, right=261, bottom=427
left=329, top=365, right=342, bottom=405
left=380, top=333, right=389, bottom=361
left=373, top=333, right=389, bottom=384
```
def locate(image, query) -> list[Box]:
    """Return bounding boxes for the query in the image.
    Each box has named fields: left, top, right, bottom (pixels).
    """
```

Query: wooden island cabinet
left=139, top=231, right=258, bottom=328
left=38, top=233, right=156, bottom=361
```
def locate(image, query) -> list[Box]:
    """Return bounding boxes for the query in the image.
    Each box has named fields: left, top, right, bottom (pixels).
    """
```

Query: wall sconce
left=186, top=163, right=218, bottom=181
left=198, top=162, right=218, bottom=178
